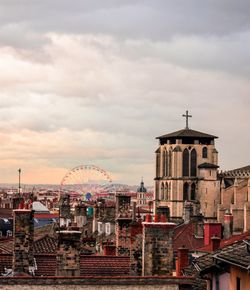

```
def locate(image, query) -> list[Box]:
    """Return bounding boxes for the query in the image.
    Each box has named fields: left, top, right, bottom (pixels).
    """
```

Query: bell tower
left=154, top=111, right=220, bottom=221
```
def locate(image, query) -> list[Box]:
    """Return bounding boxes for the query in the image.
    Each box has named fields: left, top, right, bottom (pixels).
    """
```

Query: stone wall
left=142, top=222, right=175, bottom=276
left=116, top=219, right=132, bottom=256
left=0, top=277, right=195, bottom=290
left=12, top=209, right=34, bottom=275
left=130, top=222, right=143, bottom=276
left=0, top=286, right=179, bottom=290
left=56, top=230, right=81, bottom=276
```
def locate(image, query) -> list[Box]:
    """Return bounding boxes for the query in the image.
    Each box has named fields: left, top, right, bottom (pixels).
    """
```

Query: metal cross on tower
left=182, top=110, right=192, bottom=129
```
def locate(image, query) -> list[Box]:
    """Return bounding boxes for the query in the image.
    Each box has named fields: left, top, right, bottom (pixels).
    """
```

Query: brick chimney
left=142, top=219, right=176, bottom=276
left=74, top=203, right=87, bottom=228
left=59, top=194, right=71, bottom=228
left=176, top=246, right=189, bottom=276
left=12, top=208, right=34, bottom=276
left=56, top=230, right=81, bottom=276
left=204, top=222, right=222, bottom=246
left=103, top=242, right=116, bottom=256
left=223, top=211, right=233, bottom=239
left=12, top=197, right=24, bottom=210
left=116, top=194, right=131, bottom=218
left=115, top=193, right=132, bottom=256
left=130, top=220, right=143, bottom=276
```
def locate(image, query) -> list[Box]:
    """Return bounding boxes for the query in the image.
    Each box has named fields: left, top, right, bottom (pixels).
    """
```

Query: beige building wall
left=218, top=178, right=250, bottom=232
left=155, top=139, right=218, bottom=219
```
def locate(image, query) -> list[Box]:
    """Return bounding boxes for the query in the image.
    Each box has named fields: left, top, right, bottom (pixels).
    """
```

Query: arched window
left=169, top=150, right=172, bottom=177
left=165, top=151, right=168, bottom=177
left=162, top=151, right=166, bottom=177
left=183, top=183, right=189, bottom=201
left=160, top=183, right=165, bottom=200
left=164, top=183, right=169, bottom=200
left=183, top=148, right=189, bottom=177
left=190, top=149, right=197, bottom=177
left=202, top=147, right=208, bottom=158
left=191, top=183, right=196, bottom=200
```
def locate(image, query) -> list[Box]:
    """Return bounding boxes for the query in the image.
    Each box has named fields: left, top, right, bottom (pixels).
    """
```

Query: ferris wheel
left=60, top=165, right=114, bottom=200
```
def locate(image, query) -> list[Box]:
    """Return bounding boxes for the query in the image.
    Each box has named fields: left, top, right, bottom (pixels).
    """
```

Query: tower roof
left=137, top=179, right=147, bottom=193
left=156, top=128, right=218, bottom=140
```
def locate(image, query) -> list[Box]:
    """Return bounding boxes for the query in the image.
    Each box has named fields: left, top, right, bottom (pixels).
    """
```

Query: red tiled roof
left=0, top=235, right=58, bottom=254
left=34, top=235, right=57, bottom=254
left=197, top=230, right=250, bottom=252
left=34, top=213, right=58, bottom=219
left=220, top=231, right=250, bottom=247
left=0, top=254, right=11, bottom=274
left=80, top=256, right=130, bottom=276
left=0, top=208, right=12, bottom=218
left=0, top=254, right=130, bottom=276
left=173, top=222, right=204, bottom=251
left=0, top=238, right=13, bottom=254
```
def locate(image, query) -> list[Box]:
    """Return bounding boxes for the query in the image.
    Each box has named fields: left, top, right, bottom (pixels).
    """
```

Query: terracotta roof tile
left=173, top=222, right=204, bottom=252
left=0, top=254, right=130, bottom=276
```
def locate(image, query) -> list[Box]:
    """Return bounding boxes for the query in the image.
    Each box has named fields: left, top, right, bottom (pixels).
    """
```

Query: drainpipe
left=215, top=273, right=219, bottom=290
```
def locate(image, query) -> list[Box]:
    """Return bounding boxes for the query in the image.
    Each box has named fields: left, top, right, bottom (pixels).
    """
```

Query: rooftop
left=156, top=128, right=218, bottom=140
left=32, top=201, right=50, bottom=213
left=0, top=254, right=131, bottom=277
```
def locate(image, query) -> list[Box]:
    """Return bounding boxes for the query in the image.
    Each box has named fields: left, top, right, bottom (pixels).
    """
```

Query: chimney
left=142, top=219, right=176, bottom=276
left=116, top=194, right=131, bottom=218
left=156, top=206, right=170, bottom=220
left=92, top=203, right=100, bottom=233
left=59, top=194, right=71, bottom=228
left=103, top=243, right=116, bottom=256
left=145, top=214, right=152, bottom=222
left=12, top=208, right=34, bottom=276
left=154, top=214, right=159, bottom=222
left=223, top=211, right=233, bottom=239
left=74, top=203, right=87, bottom=228
left=56, top=230, right=81, bottom=276
left=12, top=197, right=24, bottom=210
left=176, top=246, right=189, bottom=276
left=130, top=220, right=143, bottom=276
left=211, top=236, right=221, bottom=251
left=204, top=222, right=222, bottom=246
left=132, top=201, right=136, bottom=222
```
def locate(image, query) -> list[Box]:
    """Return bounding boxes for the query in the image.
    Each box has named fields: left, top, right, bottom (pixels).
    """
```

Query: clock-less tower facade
left=154, top=112, right=220, bottom=220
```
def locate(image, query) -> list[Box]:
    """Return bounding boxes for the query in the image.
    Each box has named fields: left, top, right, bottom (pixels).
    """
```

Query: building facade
left=154, top=126, right=220, bottom=220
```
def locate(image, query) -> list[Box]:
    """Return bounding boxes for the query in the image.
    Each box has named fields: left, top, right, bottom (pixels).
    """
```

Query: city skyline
left=0, top=1, right=249, bottom=185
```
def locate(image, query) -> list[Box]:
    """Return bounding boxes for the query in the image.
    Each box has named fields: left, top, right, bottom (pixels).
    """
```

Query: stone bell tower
left=154, top=111, right=220, bottom=220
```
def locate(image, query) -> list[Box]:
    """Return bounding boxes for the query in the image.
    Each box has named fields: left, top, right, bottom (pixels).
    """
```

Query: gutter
left=213, top=254, right=248, bottom=272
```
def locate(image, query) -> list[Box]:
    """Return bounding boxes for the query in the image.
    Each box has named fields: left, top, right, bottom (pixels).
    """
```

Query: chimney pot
left=160, top=214, right=167, bottom=223
left=154, top=214, right=159, bottom=222
left=145, top=214, right=152, bottom=222
left=211, top=235, right=221, bottom=251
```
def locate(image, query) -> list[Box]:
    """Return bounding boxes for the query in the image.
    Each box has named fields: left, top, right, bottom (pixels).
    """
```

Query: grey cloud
left=0, top=0, right=250, bottom=45
left=0, top=1, right=249, bottom=185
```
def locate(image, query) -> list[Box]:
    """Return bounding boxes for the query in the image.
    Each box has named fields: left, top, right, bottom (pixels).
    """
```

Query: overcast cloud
left=0, top=1, right=249, bottom=185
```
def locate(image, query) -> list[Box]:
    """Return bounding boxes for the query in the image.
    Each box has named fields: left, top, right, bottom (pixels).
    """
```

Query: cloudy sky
left=0, top=0, right=249, bottom=185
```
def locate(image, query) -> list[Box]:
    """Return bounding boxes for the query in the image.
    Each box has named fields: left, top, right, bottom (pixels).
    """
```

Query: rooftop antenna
left=18, top=168, right=21, bottom=196
left=182, top=110, right=192, bottom=129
